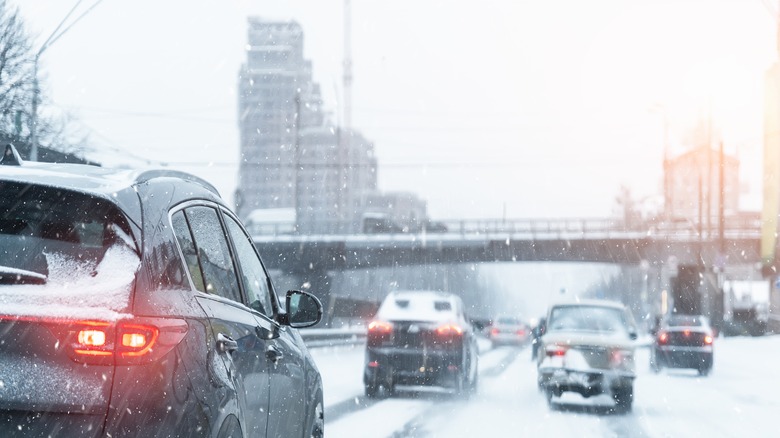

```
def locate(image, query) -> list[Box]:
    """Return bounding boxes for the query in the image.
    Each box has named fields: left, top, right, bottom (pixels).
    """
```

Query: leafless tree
left=0, top=1, right=90, bottom=156
left=0, top=0, right=34, bottom=137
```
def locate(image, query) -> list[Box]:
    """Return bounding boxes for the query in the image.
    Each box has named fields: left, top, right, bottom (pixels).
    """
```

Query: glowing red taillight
left=545, top=345, right=567, bottom=357
left=435, top=324, right=463, bottom=336
left=367, top=320, right=394, bottom=347
left=658, top=332, right=669, bottom=344
left=78, top=329, right=107, bottom=347
left=516, top=329, right=526, bottom=336
left=490, top=328, right=499, bottom=336
left=64, top=318, right=186, bottom=365
left=368, top=320, right=393, bottom=333
left=71, top=321, right=113, bottom=358
left=704, top=335, right=713, bottom=345
left=118, top=323, right=160, bottom=358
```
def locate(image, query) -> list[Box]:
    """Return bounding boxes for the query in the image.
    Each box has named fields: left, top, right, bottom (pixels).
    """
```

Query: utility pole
left=716, top=140, right=726, bottom=332
left=294, top=92, right=301, bottom=233
left=339, top=0, right=353, bottom=232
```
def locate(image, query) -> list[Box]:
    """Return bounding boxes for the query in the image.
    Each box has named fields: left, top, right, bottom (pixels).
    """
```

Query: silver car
left=537, top=300, right=638, bottom=412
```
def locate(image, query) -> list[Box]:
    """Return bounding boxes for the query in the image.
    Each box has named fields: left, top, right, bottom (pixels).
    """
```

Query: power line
left=60, top=105, right=234, bottom=123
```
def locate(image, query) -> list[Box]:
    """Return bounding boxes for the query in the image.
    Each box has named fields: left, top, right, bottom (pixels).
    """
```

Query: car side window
left=171, top=211, right=206, bottom=293
left=223, top=213, right=274, bottom=317
left=184, top=206, right=242, bottom=303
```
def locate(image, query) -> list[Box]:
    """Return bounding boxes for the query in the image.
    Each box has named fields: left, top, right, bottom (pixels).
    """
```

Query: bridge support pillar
left=671, top=265, right=724, bottom=330
left=671, top=265, right=703, bottom=314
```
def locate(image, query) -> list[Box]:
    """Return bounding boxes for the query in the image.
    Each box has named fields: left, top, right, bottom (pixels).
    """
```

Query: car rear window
left=667, top=315, right=703, bottom=327
left=548, top=305, right=630, bottom=335
left=377, top=294, right=457, bottom=322
left=497, top=317, right=522, bottom=325
left=0, top=181, right=135, bottom=281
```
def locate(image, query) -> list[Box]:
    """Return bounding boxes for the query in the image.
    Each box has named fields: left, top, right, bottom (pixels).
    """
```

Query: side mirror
left=285, top=290, right=323, bottom=328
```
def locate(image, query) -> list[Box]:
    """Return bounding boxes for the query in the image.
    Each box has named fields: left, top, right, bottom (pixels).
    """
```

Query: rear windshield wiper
left=0, top=266, right=47, bottom=285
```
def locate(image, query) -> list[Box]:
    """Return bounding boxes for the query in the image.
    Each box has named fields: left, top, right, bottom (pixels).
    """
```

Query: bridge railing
left=248, top=216, right=763, bottom=240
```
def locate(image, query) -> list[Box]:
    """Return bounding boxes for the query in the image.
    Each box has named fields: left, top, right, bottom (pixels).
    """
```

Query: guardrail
left=299, top=327, right=367, bottom=348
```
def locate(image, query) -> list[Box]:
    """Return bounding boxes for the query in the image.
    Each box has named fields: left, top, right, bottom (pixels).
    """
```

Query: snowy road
left=310, top=336, right=780, bottom=437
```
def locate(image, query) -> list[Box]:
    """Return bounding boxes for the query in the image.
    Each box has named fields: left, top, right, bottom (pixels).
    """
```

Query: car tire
left=612, top=386, right=633, bottom=413
left=468, top=369, right=479, bottom=395
left=364, top=383, right=380, bottom=398
left=306, top=394, right=324, bottom=438
left=544, top=386, right=555, bottom=408
left=698, top=366, right=711, bottom=377
left=650, top=354, right=661, bottom=374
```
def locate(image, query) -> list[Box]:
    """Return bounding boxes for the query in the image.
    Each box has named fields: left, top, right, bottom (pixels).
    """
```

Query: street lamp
left=29, top=0, right=105, bottom=161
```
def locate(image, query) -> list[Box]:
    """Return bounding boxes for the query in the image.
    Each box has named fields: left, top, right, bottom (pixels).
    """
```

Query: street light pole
left=29, top=0, right=104, bottom=161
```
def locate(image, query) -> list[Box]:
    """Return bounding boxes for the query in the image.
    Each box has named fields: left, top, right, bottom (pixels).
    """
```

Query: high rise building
left=236, top=19, right=379, bottom=233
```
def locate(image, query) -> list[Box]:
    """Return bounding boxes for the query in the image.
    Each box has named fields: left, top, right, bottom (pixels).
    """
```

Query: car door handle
left=217, top=333, right=238, bottom=353
left=266, top=345, right=283, bottom=363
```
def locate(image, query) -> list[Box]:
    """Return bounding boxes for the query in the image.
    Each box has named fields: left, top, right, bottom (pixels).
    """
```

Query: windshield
left=667, top=315, right=705, bottom=327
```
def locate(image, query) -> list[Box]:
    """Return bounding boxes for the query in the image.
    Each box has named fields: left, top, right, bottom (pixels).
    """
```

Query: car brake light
left=658, top=332, right=669, bottom=344
left=435, top=324, right=463, bottom=336
left=65, top=317, right=187, bottom=365
left=704, top=335, right=713, bottom=345
left=118, top=323, right=160, bottom=358
left=78, top=329, right=107, bottom=347
left=610, top=349, right=628, bottom=365
left=545, top=345, right=567, bottom=357
left=490, top=328, right=499, bottom=336
left=72, top=321, right=113, bottom=358
left=516, top=329, right=525, bottom=336
left=368, top=320, right=393, bottom=333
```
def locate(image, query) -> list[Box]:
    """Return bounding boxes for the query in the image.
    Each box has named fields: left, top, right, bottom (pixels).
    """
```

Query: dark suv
left=364, top=290, right=479, bottom=397
left=650, top=314, right=714, bottom=376
left=0, top=145, right=324, bottom=438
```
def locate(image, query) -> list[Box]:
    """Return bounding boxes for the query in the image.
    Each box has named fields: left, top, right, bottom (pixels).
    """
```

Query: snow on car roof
left=377, top=290, right=459, bottom=322
left=0, top=160, right=219, bottom=199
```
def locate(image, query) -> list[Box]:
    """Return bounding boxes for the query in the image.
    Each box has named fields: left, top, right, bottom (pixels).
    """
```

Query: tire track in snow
left=385, top=346, right=526, bottom=437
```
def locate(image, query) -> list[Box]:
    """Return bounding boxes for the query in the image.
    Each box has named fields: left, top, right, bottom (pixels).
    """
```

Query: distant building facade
left=236, top=19, right=378, bottom=233
left=664, top=145, right=739, bottom=226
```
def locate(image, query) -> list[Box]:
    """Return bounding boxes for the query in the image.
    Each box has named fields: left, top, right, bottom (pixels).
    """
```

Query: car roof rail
left=134, top=169, right=221, bottom=197
left=1, top=144, right=23, bottom=166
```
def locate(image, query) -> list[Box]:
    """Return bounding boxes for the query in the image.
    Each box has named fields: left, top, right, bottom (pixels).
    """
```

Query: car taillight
left=65, top=317, right=187, bottom=365
left=658, top=332, right=669, bottom=344
left=368, top=320, right=393, bottom=333
left=490, top=328, right=499, bottom=336
left=435, top=324, right=463, bottom=336
left=545, top=345, right=567, bottom=357
left=610, top=349, right=632, bottom=366
left=704, top=335, right=713, bottom=345
left=367, top=320, right=393, bottom=347
left=516, top=329, right=526, bottom=336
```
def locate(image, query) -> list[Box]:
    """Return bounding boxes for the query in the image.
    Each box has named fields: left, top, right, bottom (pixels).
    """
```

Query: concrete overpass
left=252, top=217, right=762, bottom=273
left=252, top=217, right=764, bottom=329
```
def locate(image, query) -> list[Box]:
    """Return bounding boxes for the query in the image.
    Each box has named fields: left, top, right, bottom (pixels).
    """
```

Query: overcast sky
left=15, top=0, right=777, bottom=220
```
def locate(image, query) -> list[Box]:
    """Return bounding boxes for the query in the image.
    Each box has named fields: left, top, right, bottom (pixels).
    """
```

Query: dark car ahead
left=0, top=145, right=324, bottom=438
left=650, top=314, right=714, bottom=376
left=363, top=290, right=479, bottom=398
